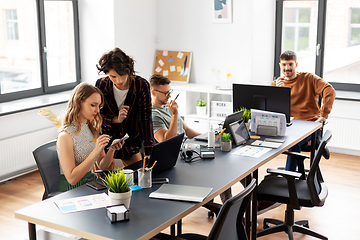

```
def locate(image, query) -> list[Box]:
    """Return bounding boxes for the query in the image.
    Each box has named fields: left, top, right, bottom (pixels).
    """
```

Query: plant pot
left=196, top=106, right=207, bottom=116
left=221, top=141, right=232, bottom=152
left=108, top=189, right=132, bottom=209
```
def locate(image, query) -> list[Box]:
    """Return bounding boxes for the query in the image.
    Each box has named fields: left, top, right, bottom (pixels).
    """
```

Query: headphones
left=180, top=140, right=201, bottom=163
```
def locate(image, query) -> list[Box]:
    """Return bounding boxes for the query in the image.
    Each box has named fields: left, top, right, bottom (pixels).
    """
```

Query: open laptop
left=194, top=110, right=244, bottom=141
left=147, top=133, right=184, bottom=176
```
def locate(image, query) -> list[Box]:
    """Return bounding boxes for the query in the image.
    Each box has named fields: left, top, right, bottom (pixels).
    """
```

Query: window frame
left=274, top=0, right=360, bottom=93
left=4, top=9, right=19, bottom=41
left=0, top=0, right=81, bottom=103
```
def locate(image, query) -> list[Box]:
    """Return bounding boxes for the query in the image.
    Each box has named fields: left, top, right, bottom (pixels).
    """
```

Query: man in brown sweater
left=272, top=50, right=336, bottom=171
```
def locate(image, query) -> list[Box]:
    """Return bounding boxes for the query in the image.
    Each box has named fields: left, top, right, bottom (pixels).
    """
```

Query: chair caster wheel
left=208, top=211, right=214, bottom=218
left=263, top=223, right=271, bottom=229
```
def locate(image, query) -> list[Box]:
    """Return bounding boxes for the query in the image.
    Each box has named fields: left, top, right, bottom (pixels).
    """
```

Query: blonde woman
left=57, top=83, right=124, bottom=191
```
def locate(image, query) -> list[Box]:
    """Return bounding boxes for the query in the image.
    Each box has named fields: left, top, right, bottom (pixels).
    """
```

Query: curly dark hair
left=280, top=50, right=297, bottom=61
left=96, top=47, right=135, bottom=78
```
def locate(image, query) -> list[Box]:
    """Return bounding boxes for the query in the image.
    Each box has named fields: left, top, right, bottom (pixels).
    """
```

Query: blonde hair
left=60, top=83, right=104, bottom=137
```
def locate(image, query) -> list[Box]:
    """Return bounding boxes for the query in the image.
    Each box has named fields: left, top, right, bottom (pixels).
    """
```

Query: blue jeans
left=285, top=130, right=321, bottom=171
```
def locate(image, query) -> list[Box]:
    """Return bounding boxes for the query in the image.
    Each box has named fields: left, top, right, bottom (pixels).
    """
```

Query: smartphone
left=86, top=180, right=107, bottom=190
left=108, top=134, right=129, bottom=149
left=152, top=178, right=169, bottom=184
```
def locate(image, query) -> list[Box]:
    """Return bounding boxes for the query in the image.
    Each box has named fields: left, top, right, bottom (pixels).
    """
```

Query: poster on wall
left=213, top=0, right=232, bottom=23
left=153, top=50, right=192, bottom=83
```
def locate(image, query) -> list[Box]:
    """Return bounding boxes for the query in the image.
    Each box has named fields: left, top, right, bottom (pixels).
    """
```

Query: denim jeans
left=285, top=129, right=321, bottom=171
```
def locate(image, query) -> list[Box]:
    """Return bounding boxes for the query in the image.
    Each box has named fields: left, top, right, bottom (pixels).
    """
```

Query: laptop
left=147, top=133, right=184, bottom=177
left=194, top=110, right=244, bottom=141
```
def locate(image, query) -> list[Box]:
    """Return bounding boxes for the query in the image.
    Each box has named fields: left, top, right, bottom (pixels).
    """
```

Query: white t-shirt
left=113, top=83, right=129, bottom=110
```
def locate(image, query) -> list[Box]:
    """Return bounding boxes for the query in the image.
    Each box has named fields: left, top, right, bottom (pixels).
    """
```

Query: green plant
left=101, top=169, right=130, bottom=193
left=196, top=98, right=207, bottom=107
left=239, top=107, right=251, bottom=123
left=221, top=133, right=232, bottom=142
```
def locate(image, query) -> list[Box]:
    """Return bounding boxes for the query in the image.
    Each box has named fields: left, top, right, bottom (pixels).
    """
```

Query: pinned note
left=155, top=66, right=162, bottom=73
left=177, top=66, right=182, bottom=72
left=163, top=50, right=168, bottom=56
left=158, top=59, right=164, bottom=66
left=170, top=65, right=176, bottom=72
left=163, top=70, right=169, bottom=76
left=177, top=52, right=183, bottom=59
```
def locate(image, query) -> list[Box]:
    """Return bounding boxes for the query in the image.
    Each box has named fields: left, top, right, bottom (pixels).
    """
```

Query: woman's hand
left=94, top=134, right=111, bottom=154
left=108, top=139, right=125, bottom=151
left=118, top=105, right=130, bottom=123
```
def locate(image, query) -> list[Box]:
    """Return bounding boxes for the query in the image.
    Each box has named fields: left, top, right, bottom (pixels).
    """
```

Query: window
left=4, top=9, right=19, bottom=41
left=350, top=8, right=360, bottom=46
left=0, top=0, right=80, bottom=102
left=275, top=0, right=360, bottom=92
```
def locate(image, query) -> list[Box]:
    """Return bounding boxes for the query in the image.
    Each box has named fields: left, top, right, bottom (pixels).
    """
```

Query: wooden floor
left=1, top=152, right=359, bottom=240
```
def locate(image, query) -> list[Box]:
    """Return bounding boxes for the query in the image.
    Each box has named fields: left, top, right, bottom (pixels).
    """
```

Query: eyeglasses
left=154, top=89, right=173, bottom=97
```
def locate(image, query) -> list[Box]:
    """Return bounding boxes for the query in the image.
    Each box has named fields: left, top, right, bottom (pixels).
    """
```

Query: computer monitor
left=232, top=83, right=291, bottom=124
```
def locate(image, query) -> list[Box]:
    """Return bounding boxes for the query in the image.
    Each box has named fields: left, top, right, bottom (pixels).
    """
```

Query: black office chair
left=256, top=130, right=332, bottom=240
left=152, top=178, right=256, bottom=240
left=33, top=140, right=61, bottom=200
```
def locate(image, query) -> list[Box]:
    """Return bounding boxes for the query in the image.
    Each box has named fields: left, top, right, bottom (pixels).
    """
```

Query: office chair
left=152, top=178, right=256, bottom=240
left=33, top=140, right=61, bottom=200
left=257, top=130, right=332, bottom=240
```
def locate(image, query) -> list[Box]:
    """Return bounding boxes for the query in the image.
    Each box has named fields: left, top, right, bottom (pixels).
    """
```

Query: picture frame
left=212, top=0, right=232, bottom=23
left=153, top=50, right=192, bottom=83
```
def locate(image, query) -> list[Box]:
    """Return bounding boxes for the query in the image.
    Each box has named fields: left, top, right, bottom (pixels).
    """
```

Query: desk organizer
left=106, top=204, right=129, bottom=223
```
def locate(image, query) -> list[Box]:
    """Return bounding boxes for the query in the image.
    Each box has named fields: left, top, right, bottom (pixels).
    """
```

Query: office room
left=1, top=0, right=360, bottom=239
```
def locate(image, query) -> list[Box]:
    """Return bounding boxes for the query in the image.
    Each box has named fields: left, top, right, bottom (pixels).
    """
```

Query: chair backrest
left=32, top=140, right=60, bottom=200
left=307, top=130, right=332, bottom=206
left=207, top=178, right=256, bottom=240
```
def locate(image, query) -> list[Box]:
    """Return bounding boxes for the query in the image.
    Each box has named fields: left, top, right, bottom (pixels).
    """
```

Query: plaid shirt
left=96, top=75, right=155, bottom=160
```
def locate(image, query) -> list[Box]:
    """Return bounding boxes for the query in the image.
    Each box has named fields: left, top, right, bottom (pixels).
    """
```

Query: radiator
left=0, top=127, right=58, bottom=182
left=325, top=117, right=360, bottom=152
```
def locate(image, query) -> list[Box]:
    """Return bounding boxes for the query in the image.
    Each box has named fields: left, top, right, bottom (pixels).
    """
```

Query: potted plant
left=220, top=133, right=232, bottom=152
left=101, top=169, right=132, bottom=208
left=240, top=107, right=251, bottom=130
left=196, top=98, right=207, bottom=116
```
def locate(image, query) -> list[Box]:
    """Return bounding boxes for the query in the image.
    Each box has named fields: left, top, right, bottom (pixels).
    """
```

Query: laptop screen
left=229, top=120, right=250, bottom=145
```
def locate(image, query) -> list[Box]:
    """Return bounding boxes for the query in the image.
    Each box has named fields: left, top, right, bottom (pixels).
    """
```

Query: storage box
left=106, top=204, right=129, bottom=223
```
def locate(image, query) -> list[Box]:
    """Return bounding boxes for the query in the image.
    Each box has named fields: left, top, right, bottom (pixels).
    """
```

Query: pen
left=214, top=128, right=226, bottom=142
left=174, top=93, right=179, bottom=101
left=89, top=136, right=111, bottom=143
left=151, top=161, right=157, bottom=169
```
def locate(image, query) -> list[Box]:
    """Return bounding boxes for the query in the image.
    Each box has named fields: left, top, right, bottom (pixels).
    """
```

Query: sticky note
left=163, top=50, right=168, bottom=56
left=170, top=65, right=175, bottom=72
left=177, top=66, right=182, bottom=72
left=155, top=66, right=162, bottom=73
left=177, top=52, right=183, bottom=59
left=163, top=70, right=169, bottom=76
left=158, top=59, right=164, bottom=66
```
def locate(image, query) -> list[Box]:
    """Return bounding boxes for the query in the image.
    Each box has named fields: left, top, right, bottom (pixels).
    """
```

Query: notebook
left=194, top=110, right=244, bottom=141
left=149, top=184, right=213, bottom=202
left=147, top=133, right=184, bottom=177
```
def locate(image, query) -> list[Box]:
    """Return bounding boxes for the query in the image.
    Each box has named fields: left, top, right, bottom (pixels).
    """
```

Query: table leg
left=251, top=170, right=258, bottom=240
left=29, top=222, right=36, bottom=240
left=177, top=219, right=182, bottom=235
left=170, top=224, right=175, bottom=236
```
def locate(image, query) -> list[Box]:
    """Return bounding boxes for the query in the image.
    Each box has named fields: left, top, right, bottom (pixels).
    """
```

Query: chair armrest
left=266, top=168, right=302, bottom=210
left=152, top=233, right=187, bottom=240
left=282, top=151, right=309, bottom=180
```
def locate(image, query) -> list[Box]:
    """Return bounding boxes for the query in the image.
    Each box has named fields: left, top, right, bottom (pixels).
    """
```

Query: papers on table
left=231, top=145, right=272, bottom=158
left=149, top=184, right=212, bottom=203
left=54, top=193, right=111, bottom=214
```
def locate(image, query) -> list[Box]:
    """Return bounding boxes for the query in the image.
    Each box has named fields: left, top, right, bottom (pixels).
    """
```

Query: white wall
left=78, top=0, right=115, bottom=84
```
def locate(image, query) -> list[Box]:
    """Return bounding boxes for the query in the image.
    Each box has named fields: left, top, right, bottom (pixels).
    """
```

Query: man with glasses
left=149, top=74, right=200, bottom=143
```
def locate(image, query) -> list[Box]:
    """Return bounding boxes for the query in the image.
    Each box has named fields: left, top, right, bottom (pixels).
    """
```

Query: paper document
left=231, top=145, right=272, bottom=158
left=251, top=140, right=283, bottom=149
left=54, top=193, right=111, bottom=214
left=149, top=184, right=213, bottom=203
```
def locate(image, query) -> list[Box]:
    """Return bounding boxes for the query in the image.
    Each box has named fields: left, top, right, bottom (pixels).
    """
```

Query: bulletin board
left=153, top=50, right=192, bottom=82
